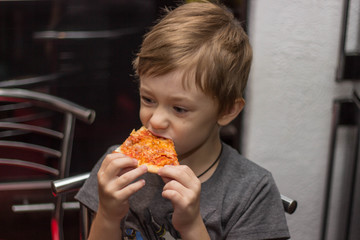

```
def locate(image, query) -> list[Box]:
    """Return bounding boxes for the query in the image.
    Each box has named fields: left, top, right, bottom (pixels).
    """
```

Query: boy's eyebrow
left=168, top=94, right=197, bottom=105
left=138, top=86, right=151, bottom=94
left=168, top=95, right=187, bottom=101
left=140, top=86, right=195, bottom=103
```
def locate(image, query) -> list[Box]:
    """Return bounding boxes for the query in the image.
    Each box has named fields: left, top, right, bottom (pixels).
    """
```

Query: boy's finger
left=115, top=165, right=148, bottom=190
left=99, top=154, right=138, bottom=180
left=104, top=157, right=138, bottom=177
left=162, top=188, right=183, bottom=205
left=115, top=179, right=146, bottom=200
left=160, top=176, right=172, bottom=184
left=163, top=179, right=186, bottom=193
left=100, top=152, right=123, bottom=170
left=158, top=165, right=196, bottom=188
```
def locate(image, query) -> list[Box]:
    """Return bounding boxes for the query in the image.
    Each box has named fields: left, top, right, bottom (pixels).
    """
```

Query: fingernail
left=139, top=164, right=148, bottom=171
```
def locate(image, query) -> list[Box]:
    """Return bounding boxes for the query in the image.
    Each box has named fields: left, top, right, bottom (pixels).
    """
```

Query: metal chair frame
left=0, top=88, right=95, bottom=240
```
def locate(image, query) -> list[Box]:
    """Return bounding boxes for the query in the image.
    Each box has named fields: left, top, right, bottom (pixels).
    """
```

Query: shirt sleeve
left=227, top=173, right=290, bottom=240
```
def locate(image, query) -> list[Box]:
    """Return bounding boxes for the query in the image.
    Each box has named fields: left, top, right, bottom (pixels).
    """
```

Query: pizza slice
left=113, top=126, right=179, bottom=173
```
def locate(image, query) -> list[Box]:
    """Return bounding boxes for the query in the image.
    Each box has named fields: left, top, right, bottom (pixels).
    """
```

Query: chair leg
left=80, top=204, right=91, bottom=240
left=52, top=195, right=65, bottom=240
left=51, top=217, right=60, bottom=240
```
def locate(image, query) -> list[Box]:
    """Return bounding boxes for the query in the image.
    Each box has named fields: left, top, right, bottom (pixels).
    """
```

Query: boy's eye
left=141, top=96, right=154, bottom=104
left=173, top=106, right=188, bottom=114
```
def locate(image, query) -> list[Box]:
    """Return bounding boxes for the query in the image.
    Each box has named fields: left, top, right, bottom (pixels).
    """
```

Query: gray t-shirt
left=75, top=143, right=290, bottom=240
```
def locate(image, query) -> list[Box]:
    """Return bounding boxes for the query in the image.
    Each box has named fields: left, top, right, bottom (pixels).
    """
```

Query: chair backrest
left=0, top=88, right=95, bottom=239
left=0, top=73, right=60, bottom=90
left=0, top=88, right=95, bottom=190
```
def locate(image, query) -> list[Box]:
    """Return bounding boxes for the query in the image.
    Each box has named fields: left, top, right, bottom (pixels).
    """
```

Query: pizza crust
left=142, top=163, right=162, bottom=173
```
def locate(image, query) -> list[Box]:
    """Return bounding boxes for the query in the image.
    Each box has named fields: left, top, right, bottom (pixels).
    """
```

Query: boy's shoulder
left=201, top=144, right=289, bottom=239
left=220, top=143, right=271, bottom=181
left=208, top=143, right=277, bottom=201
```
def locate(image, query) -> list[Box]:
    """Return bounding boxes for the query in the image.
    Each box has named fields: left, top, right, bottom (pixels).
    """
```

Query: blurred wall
left=243, top=0, right=358, bottom=239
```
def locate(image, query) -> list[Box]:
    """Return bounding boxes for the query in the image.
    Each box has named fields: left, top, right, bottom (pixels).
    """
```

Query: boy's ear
left=217, top=98, right=245, bottom=126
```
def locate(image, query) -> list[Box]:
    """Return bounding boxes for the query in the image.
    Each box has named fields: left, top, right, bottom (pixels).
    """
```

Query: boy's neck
left=179, top=129, right=222, bottom=181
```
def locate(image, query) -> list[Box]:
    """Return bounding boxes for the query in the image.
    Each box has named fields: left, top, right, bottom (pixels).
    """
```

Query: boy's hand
left=158, top=165, right=209, bottom=239
left=97, top=152, right=147, bottom=223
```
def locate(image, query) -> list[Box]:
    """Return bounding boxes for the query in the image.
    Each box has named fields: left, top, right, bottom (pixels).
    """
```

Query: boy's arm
left=173, top=214, right=210, bottom=240
left=88, top=211, right=122, bottom=240
left=158, top=165, right=210, bottom=240
left=88, top=152, right=147, bottom=240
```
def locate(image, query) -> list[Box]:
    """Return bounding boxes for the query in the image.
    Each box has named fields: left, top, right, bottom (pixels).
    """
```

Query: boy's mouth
left=148, top=129, right=172, bottom=141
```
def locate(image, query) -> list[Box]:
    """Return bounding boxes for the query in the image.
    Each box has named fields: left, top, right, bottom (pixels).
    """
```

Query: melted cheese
left=120, top=126, right=179, bottom=167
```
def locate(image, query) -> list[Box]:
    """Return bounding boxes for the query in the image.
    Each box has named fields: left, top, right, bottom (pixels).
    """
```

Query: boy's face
left=139, top=70, right=221, bottom=160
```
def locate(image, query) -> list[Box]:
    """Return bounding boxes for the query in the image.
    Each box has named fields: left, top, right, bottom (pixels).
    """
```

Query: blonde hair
left=133, top=1, right=252, bottom=114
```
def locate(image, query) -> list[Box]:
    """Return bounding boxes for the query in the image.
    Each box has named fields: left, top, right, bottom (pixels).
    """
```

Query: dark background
left=0, top=0, right=249, bottom=175
left=0, top=0, right=248, bottom=239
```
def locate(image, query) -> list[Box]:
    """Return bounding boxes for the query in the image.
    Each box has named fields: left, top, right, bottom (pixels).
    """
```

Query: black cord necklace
left=197, top=145, right=223, bottom=178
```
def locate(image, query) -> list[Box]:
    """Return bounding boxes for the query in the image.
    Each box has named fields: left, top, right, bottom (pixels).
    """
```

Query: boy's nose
left=149, top=107, right=169, bottom=130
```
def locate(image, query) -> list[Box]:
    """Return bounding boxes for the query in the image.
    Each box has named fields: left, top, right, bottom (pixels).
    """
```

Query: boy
left=76, top=1, right=290, bottom=239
